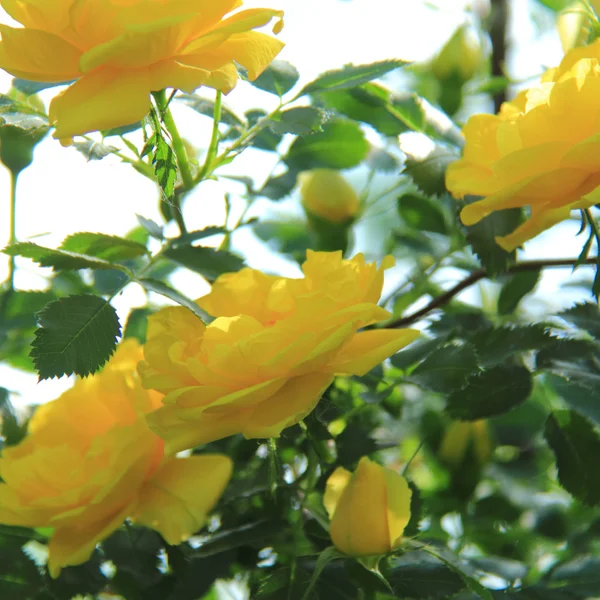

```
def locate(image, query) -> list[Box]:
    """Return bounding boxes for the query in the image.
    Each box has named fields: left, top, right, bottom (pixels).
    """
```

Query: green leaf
left=259, top=170, right=299, bottom=201
left=252, top=60, right=300, bottom=96
left=463, top=200, right=522, bottom=275
left=0, top=388, right=25, bottom=446
left=546, top=555, right=600, bottom=597
left=73, top=139, right=118, bottom=161
left=123, top=307, right=152, bottom=344
left=136, top=214, right=164, bottom=240
left=557, top=303, right=600, bottom=338
left=30, top=294, right=121, bottom=379
left=163, top=245, right=244, bottom=282
left=544, top=410, right=600, bottom=506
left=153, top=134, right=177, bottom=200
left=137, top=278, right=211, bottom=322
left=397, top=193, right=448, bottom=234
left=366, top=148, right=400, bottom=172
left=269, top=107, right=325, bottom=135
left=381, top=552, right=466, bottom=599
left=446, top=365, right=533, bottom=420
left=168, top=227, right=227, bottom=247
left=246, top=109, right=282, bottom=151
left=497, top=270, right=540, bottom=315
left=177, top=93, right=245, bottom=127
left=60, top=232, right=148, bottom=262
left=2, top=241, right=123, bottom=271
left=253, top=220, right=311, bottom=261
left=402, top=143, right=460, bottom=196
left=548, top=375, right=600, bottom=428
left=407, top=343, right=480, bottom=393
left=298, top=59, right=408, bottom=96
left=285, top=119, right=369, bottom=170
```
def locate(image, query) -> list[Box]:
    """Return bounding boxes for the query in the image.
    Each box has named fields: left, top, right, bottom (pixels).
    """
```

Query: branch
left=385, top=257, right=598, bottom=329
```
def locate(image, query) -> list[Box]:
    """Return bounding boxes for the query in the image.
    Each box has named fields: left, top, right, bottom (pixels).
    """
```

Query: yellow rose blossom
left=139, top=251, right=419, bottom=454
left=300, top=169, right=361, bottom=224
left=0, top=0, right=284, bottom=140
left=0, top=340, right=232, bottom=577
left=324, top=457, right=412, bottom=557
left=446, top=39, right=600, bottom=251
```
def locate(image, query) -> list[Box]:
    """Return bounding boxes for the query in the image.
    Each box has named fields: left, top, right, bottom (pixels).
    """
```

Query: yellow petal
left=382, top=468, right=412, bottom=548
left=49, top=67, right=151, bottom=140
left=132, top=454, right=232, bottom=544
left=328, top=329, right=420, bottom=376
left=329, top=458, right=390, bottom=556
left=0, top=25, right=81, bottom=82
left=323, top=466, right=352, bottom=518
left=1, top=0, right=75, bottom=32
left=243, top=372, right=335, bottom=439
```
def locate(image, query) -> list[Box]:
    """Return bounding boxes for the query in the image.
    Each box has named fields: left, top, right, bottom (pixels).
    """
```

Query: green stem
left=585, top=208, right=600, bottom=243
left=153, top=90, right=195, bottom=191
left=7, top=172, right=18, bottom=289
left=196, top=90, right=222, bottom=183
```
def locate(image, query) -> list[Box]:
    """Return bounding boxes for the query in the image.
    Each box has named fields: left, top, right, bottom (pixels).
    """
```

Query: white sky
left=0, top=0, right=585, bottom=408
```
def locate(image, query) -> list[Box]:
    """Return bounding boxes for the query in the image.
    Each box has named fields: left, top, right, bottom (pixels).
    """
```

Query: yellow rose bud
left=446, top=38, right=600, bottom=250
left=557, top=2, right=592, bottom=52
left=300, top=169, right=360, bottom=224
left=0, top=0, right=284, bottom=141
left=432, top=24, right=483, bottom=82
left=324, top=457, right=412, bottom=557
left=438, top=420, right=493, bottom=467
left=0, top=340, right=232, bottom=577
left=139, top=251, right=419, bottom=453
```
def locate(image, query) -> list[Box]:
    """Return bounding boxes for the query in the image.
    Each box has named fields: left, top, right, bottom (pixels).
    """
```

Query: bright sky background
left=0, top=0, right=587, bottom=408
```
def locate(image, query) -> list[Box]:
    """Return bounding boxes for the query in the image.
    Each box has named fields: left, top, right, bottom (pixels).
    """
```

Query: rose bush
left=0, top=340, right=232, bottom=577
left=139, top=251, right=419, bottom=454
left=446, top=39, right=600, bottom=250
left=0, top=0, right=284, bottom=140
left=324, top=457, right=412, bottom=557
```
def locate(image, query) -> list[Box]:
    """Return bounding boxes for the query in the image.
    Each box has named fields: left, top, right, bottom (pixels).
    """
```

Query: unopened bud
left=300, top=169, right=360, bottom=224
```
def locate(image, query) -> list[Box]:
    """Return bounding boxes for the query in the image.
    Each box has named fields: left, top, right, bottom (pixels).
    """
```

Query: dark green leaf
left=177, top=93, right=245, bottom=127
left=381, top=551, right=466, bottom=599
left=0, top=388, right=25, bottom=446
left=547, top=555, right=600, bottom=597
left=463, top=199, right=522, bottom=275
left=397, top=193, right=448, bottom=234
left=30, top=294, right=121, bottom=379
left=446, top=365, right=533, bottom=420
left=402, top=143, right=460, bottom=196
left=407, top=343, right=480, bottom=393
left=366, top=147, right=400, bottom=172
left=269, top=107, right=325, bottom=135
left=285, top=119, right=369, bottom=170
left=252, top=60, right=300, bottom=96
left=390, top=335, right=447, bottom=370
left=259, top=170, right=299, bottom=201
left=123, top=308, right=152, bottom=344
left=137, top=279, right=211, bottom=322
left=544, top=410, right=600, bottom=506
left=163, top=245, right=244, bottom=281
left=246, top=109, right=282, bottom=151
left=557, top=303, right=600, bottom=338
left=298, top=59, right=407, bottom=96
left=73, top=139, right=117, bottom=161
left=60, top=232, right=148, bottom=262
left=497, top=270, right=541, bottom=315
left=547, top=375, right=600, bottom=428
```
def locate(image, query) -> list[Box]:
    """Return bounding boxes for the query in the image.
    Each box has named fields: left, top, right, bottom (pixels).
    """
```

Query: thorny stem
left=385, top=256, right=599, bottom=328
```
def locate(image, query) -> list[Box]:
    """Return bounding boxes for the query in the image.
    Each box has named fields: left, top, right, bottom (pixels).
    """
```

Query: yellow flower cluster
left=139, top=250, right=419, bottom=453
left=0, top=341, right=232, bottom=576
left=447, top=39, right=600, bottom=251
left=0, top=0, right=284, bottom=140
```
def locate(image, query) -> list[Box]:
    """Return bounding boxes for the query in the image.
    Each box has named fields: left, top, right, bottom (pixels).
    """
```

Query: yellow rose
left=0, top=0, right=284, bottom=140
left=0, top=340, right=232, bottom=577
left=300, top=169, right=361, bottom=224
left=324, top=457, right=412, bottom=557
left=139, top=251, right=419, bottom=453
left=446, top=39, right=600, bottom=251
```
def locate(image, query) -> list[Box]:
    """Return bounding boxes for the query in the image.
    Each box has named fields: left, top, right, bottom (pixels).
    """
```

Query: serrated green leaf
left=269, top=107, right=325, bottom=135
left=163, top=245, right=244, bottom=282
left=544, top=410, right=600, bottom=506
left=252, top=60, right=300, bottom=96
left=497, top=270, right=541, bottom=315
left=463, top=199, right=522, bottom=275
left=547, top=555, right=600, bottom=597
left=298, top=59, right=407, bottom=96
left=557, top=303, right=600, bottom=338
left=153, top=134, right=177, bottom=199
left=246, top=109, right=283, bottom=151
left=60, top=232, right=148, bottom=262
left=547, top=375, right=600, bottom=428
left=407, top=343, right=480, bottom=393
left=366, top=148, right=399, bottom=172
left=30, top=294, right=121, bottom=379
left=285, top=119, right=369, bottom=170
left=446, top=365, right=533, bottom=420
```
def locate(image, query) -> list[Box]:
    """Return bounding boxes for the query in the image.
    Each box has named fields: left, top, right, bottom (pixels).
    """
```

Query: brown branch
left=489, top=0, right=508, bottom=112
left=385, top=257, right=598, bottom=329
